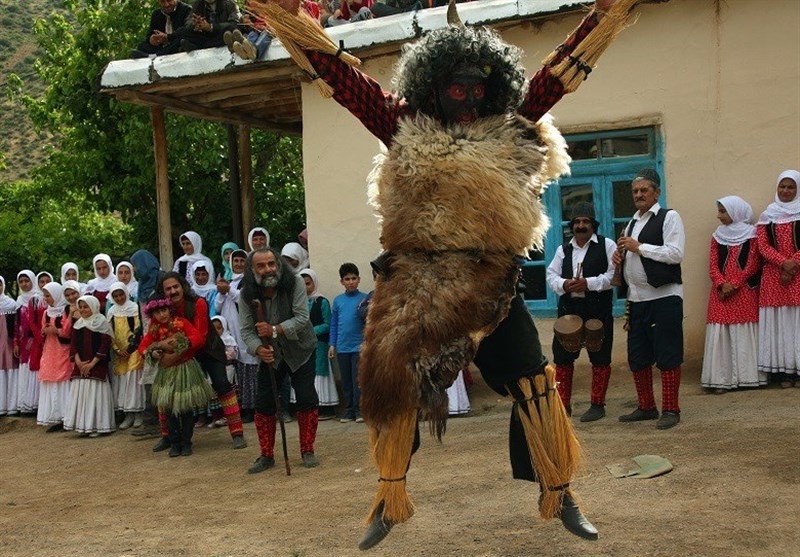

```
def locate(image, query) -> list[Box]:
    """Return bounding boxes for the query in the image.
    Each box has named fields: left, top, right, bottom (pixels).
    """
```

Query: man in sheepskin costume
left=260, top=0, right=636, bottom=549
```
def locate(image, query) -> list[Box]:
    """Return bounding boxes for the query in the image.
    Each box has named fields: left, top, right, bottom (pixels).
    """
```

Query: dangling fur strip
left=543, top=0, right=640, bottom=93
left=367, top=410, right=418, bottom=524
left=515, top=366, right=584, bottom=519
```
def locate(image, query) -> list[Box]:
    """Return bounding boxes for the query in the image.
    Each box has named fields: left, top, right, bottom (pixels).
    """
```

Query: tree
left=8, top=0, right=306, bottom=265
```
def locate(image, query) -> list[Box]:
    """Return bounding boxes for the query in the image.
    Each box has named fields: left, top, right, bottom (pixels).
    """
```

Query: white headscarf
left=0, top=276, right=20, bottom=315
left=86, top=253, right=118, bottom=293
left=15, top=270, right=39, bottom=306
left=36, top=271, right=54, bottom=288
left=42, top=282, right=68, bottom=319
left=115, top=261, right=139, bottom=301
left=62, top=280, right=82, bottom=311
left=713, top=196, right=757, bottom=246
left=73, top=295, right=113, bottom=335
left=281, top=242, right=310, bottom=271
left=299, top=268, right=321, bottom=298
left=247, top=227, right=271, bottom=251
left=211, top=315, right=237, bottom=347
left=106, top=281, right=140, bottom=319
left=758, top=170, right=800, bottom=225
left=173, top=231, right=216, bottom=285
left=190, top=260, right=217, bottom=297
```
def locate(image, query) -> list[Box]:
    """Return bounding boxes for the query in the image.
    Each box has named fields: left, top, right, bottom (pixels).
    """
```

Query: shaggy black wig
left=392, top=25, right=527, bottom=117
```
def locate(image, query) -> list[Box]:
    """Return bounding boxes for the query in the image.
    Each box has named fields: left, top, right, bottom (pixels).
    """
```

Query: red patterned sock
left=660, top=366, right=682, bottom=413
left=555, top=364, right=575, bottom=408
left=590, top=365, right=611, bottom=406
left=159, top=410, right=169, bottom=438
left=254, top=412, right=276, bottom=458
left=296, top=408, right=319, bottom=454
left=632, top=366, right=657, bottom=411
left=219, top=390, right=244, bottom=438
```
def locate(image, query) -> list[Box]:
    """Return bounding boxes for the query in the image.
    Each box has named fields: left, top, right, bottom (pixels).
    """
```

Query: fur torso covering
left=359, top=112, right=571, bottom=434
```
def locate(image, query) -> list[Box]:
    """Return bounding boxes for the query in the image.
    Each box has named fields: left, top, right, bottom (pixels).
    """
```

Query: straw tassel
left=367, top=410, right=417, bottom=525
left=247, top=1, right=361, bottom=98
left=544, top=0, right=640, bottom=93
left=515, top=365, right=584, bottom=520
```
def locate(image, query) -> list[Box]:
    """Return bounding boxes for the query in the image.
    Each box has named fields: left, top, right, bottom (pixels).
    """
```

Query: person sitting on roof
left=177, top=0, right=241, bottom=52
left=131, top=0, right=193, bottom=59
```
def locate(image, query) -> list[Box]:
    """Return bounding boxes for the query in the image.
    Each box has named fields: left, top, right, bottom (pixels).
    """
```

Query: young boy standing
left=328, top=263, right=368, bottom=422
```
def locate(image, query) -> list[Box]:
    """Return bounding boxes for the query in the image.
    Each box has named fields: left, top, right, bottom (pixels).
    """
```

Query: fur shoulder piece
left=367, top=112, right=570, bottom=255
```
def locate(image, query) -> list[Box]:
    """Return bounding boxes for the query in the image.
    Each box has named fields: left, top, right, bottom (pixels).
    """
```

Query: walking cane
left=251, top=299, right=291, bottom=476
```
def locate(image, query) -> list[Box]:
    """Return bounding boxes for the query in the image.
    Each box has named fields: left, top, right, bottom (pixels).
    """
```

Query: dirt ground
left=1, top=321, right=798, bottom=557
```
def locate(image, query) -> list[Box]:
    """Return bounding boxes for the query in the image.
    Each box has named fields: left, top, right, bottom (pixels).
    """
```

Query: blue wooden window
left=522, top=126, right=665, bottom=317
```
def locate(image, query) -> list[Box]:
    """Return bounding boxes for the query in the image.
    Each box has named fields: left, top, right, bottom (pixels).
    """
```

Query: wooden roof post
left=239, top=124, right=254, bottom=244
left=151, top=107, right=174, bottom=270
left=226, top=124, right=244, bottom=246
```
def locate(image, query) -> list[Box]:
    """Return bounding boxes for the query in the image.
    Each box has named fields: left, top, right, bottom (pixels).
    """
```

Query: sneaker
left=232, top=29, right=244, bottom=44
left=302, top=452, right=320, bottom=468
left=88, top=432, right=101, bottom=438
left=132, top=413, right=143, bottom=428
left=152, top=437, right=171, bottom=452
left=232, top=41, right=247, bottom=59
left=318, top=413, right=335, bottom=421
left=223, top=30, right=236, bottom=52
left=656, top=411, right=680, bottom=430
left=241, top=39, right=257, bottom=60
left=232, top=435, right=248, bottom=450
left=338, top=416, right=355, bottom=423
left=248, top=455, right=275, bottom=474
left=579, top=404, right=606, bottom=422
left=208, top=418, right=227, bottom=428
left=355, top=416, right=365, bottom=423
left=618, top=408, right=659, bottom=422
left=119, top=414, right=135, bottom=430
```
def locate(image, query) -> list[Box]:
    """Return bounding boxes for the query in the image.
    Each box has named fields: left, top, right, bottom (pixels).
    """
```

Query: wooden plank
left=238, top=125, right=254, bottom=243
left=114, top=90, right=301, bottom=135
left=151, top=107, right=174, bottom=270
left=137, top=62, right=302, bottom=95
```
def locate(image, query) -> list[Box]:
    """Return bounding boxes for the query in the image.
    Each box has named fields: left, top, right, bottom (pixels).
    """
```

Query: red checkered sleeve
left=306, top=50, right=406, bottom=147
left=519, top=11, right=600, bottom=122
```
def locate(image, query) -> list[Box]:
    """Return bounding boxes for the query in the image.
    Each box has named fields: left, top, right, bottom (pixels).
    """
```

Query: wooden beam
left=151, top=107, right=174, bottom=270
left=239, top=124, right=254, bottom=243
left=114, top=90, right=301, bottom=135
left=137, top=63, right=302, bottom=96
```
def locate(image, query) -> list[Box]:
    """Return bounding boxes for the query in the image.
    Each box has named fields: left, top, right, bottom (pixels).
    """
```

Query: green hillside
left=0, top=0, right=61, bottom=182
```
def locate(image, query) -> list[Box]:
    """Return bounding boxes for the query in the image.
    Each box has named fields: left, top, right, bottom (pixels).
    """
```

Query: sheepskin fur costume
left=359, top=111, right=571, bottom=436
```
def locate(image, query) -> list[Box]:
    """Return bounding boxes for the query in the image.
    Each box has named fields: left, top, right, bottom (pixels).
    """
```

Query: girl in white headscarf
left=115, top=261, right=140, bottom=302
left=0, top=276, right=20, bottom=416
left=298, top=269, right=339, bottom=418
left=701, top=196, right=765, bottom=392
left=37, top=282, right=73, bottom=431
left=13, top=270, right=40, bottom=414
left=85, top=254, right=117, bottom=312
left=281, top=242, right=310, bottom=271
left=60, top=262, right=87, bottom=294
left=173, top=231, right=216, bottom=286
left=190, top=260, right=218, bottom=315
left=756, top=169, right=800, bottom=387
left=63, top=295, right=116, bottom=437
left=107, top=282, right=145, bottom=429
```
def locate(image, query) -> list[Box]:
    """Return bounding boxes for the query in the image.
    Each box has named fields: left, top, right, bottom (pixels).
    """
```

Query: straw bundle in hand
left=247, top=0, right=361, bottom=98
left=543, top=0, right=640, bottom=93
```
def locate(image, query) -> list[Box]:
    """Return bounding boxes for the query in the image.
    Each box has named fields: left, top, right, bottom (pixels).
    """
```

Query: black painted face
left=435, top=72, right=487, bottom=125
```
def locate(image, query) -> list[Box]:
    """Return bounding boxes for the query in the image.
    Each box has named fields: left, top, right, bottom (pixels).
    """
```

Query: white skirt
left=701, top=323, right=766, bottom=389
left=63, top=379, right=117, bottom=434
left=0, top=367, right=19, bottom=415
left=112, top=370, right=146, bottom=412
left=16, top=362, right=39, bottom=412
left=315, top=363, right=339, bottom=407
left=37, top=381, right=72, bottom=425
left=758, top=306, right=800, bottom=376
left=447, top=371, right=471, bottom=416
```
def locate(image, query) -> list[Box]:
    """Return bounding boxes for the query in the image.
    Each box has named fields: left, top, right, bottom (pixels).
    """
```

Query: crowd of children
left=0, top=227, right=473, bottom=457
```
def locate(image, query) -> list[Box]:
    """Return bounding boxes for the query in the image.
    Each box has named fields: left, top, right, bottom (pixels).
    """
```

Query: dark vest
left=717, top=238, right=761, bottom=289
left=557, top=236, right=613, bottom=318
left=627, top=208, right=682, bottom=288
left=309, top=297, right=329, bottom=343
left=184, top=298, right=226, bottom=363
left=45, top=310, right=72, bottom=345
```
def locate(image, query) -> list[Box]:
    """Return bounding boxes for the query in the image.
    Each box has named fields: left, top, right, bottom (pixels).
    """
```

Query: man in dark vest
left=152, top=272, right=248, bottom=449
left=613, top=169, right=685, bottom=430
left=131, top=0, right=193, bottom=59
left=546, top=203, right=616, bottom=422
left=238, top=248, right=319, bottom=473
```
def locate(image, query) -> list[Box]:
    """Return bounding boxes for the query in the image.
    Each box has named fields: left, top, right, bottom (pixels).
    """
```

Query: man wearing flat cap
left=546, top=202, right=617, bottom=421
left=613, top=169, right=685, bottom=430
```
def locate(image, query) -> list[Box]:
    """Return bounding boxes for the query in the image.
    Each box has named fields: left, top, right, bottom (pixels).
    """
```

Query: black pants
left=254, top=355, right=318, bottom=415
left=132, top=39, right=183, bottom=58
left=627, top=296, right=684, bottom=371
left=196, top=353, right=234, bottom=397
left=167, top=411, right=194, bottom=449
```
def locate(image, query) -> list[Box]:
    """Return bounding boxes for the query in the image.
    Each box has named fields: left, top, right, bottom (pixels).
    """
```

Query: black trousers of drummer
left=552, top=239, right=614, bottom=412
